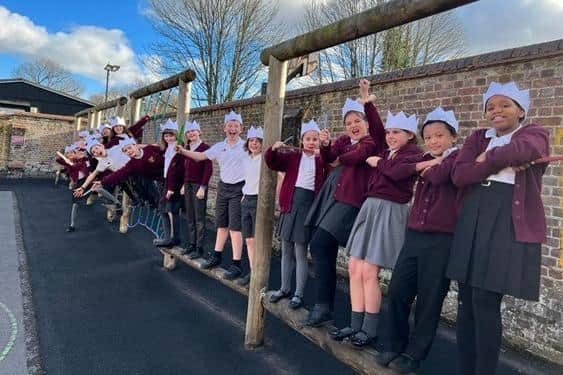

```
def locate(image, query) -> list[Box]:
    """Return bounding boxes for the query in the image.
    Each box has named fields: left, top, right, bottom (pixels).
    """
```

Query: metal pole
left=105, top=69, right=110, bottom=103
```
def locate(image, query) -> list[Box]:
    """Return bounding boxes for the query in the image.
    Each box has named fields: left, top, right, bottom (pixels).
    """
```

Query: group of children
left=56, top=78, right=549, bottom=375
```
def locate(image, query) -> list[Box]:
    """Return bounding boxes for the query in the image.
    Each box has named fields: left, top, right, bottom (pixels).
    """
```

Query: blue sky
left=1, top=0, right=562, bottom=100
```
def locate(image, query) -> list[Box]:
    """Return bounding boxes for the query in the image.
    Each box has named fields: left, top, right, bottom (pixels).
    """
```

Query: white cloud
left=0, top=6, right=152, bottom=86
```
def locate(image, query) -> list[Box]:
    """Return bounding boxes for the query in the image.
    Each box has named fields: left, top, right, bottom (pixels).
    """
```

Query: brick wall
left=157, top=40, right=561, bottom=363
left=0, top=112, right=75, bottom=177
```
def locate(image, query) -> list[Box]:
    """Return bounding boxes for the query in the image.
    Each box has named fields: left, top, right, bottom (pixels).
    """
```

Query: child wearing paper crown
left=153, top=119, right=184, bottom=247
left=180, top=120, right=212, bottom=260
left=302, top=80, right=384, bottom=327
left=264, top=120, right=329, bottom=308
left=375, top=107, right=460, bottom=373
left=333, top=82, right=422, bottom=347
left=175, top=110, right=246, bottom=279
left=447, top=81, right=549, bottom=375
left=235, top=126, right=265, bottom=286
left=105, top=114, right=151, bottom=149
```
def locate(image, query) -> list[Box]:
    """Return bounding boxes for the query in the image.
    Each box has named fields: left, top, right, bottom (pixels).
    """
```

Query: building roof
left=0, top=78, right=94, bottom=106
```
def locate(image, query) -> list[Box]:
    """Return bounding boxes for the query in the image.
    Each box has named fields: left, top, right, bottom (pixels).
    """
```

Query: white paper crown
left=300, top=119, right=321, bottom=136
left=160, top=119, right=178, bottom=132
left=342, top=98, right=365, bottom=119
left=78, top=130, right=89, bottom=138
left=64, top=145, right=74, bottom=154
left=184, top=120, right=201, bottom=133
left=86, top=139, right=102, bottom=153
left=423, top=107, right=459, bottom=133
left=119, top=137, right=137, bottom=150
left=110, top=116, right=127, bottom=128
left=483, top=81, right=530, bottom=114
left=385, top=111, right=418, bottom=134
left=224, top=110, right=243, bottom=124
left=247, top=126, right=264, bottom=139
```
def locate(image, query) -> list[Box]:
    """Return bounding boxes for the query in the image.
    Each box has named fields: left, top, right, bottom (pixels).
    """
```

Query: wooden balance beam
left=159, top=246, right=395, bottom=375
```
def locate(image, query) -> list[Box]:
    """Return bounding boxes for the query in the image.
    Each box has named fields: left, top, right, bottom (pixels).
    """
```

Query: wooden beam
left=129, top=69, right=196, bottom=99
left=245, top=55, right=288, bottom=347
left=75, top=96, right=127, bottom=116
left=176, top=79, right=192, bottom=129
left=260, top=0, right=478, bottom=65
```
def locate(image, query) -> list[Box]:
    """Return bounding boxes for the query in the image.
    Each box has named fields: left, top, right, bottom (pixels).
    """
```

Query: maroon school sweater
left=101, top=145, right=164, bottom=188
left=264, top=149, right=329, bottom=214
left=451, top=123, right=549, bottom=243
left=56, top=157, right=90, bottom=183
left=408, top=150, right=459, bottom=233
left=183, top=142, right=213, bottom=186
left=366, top=143, right=422, bottom=204
left=164, top=153, right=185, bottom=192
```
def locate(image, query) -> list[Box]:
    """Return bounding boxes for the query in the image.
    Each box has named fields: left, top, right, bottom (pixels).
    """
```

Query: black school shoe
left=66, top=225, right=75, bottom=232
left=389, top=354, right=420, bottom=373
left=223, top=264, right=242, bottom=280
left=235, top=273, right=251, bottom=286
left=201, top=252, right=221, bottom=269
left=374, top=351, right=400, bottom=367
left=302, top=305, right=334, bottom=327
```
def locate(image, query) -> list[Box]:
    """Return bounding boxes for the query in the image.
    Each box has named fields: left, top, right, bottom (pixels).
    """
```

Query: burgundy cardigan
left=183, top=142, right=213, bottom=186
left=452, top=123, right=550, bottom=243
left=264, top=148, right=329, bottom=213
left=101, top=145, right=164, bottom=189
left=319, top=103, right=385, bottom=208
left=366, top=143, right=422, bottom=204
left=56, top=157, right=90, bottom=184
left=164, top=153, right=185, bottom=192
left=408, top=150, right=459, bottom=233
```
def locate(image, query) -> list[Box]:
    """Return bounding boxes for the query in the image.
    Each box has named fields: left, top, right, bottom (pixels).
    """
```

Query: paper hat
left=78, top=130, right=90, bottom=138
left=247, top=126, right=264, bottom=139
left=483, top=81, right=530, bottom=114
left=100, top=123, right=112, bottom=131
left=423, top=107, right=459, bottom=133
left=184, top=120, right=201, bottom=133
left=86, top=139, right=102, bottom=153
left=301, top=119, right=321, bottom=136
left=119, top=137, right=137, bottom=150
left=64, top=145, right=74, bottom=154
left=342, top=98, right=365, bottom=119
left=160, top=119, right=178, bottom=133
left=385, top=111, right=418, bottom=134
left=224, top=110, right=243, bottom=124
left=110, top=116, right=127, bottom=128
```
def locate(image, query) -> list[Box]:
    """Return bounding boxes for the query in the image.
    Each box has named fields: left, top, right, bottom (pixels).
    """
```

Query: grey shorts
left=215, top=181, right=244, bottom=231
left=241, top=195, right=258, bottom=238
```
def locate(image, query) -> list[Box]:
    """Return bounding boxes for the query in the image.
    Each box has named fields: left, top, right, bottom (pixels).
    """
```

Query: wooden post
left=176, top=79, right=192, bottom=126
left=88, top=111, right=94, bottom=129
left=119, top=97, right=142, bottom=234
left=245, top=56, right=288, bottom=348
left=75, top=116, right=82, bottom=132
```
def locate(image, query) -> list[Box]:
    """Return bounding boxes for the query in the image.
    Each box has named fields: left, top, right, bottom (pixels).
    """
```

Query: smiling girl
left=447, top=81, right=550, bottom=375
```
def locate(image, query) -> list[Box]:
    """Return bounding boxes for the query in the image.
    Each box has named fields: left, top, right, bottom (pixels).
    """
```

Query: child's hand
left=359, top=78, right=370, bottom=101
left=175, top=144, right=185, bottom=153
left=180, top=185, right=185, bottom=195
left=272, top=141, right=285, bottom=151
left=513, top=162, right=531, bottom=172
left=196, top=186, right=205, bottom=200
left=366, top=156, right=381, bottom=167
left=73, top=187, right=84, bottom=197
left=319, top=128, right=331, bottom=146
left=166, top=190, right=174, bottom=199
left=475, top=152, right=487, bottom=163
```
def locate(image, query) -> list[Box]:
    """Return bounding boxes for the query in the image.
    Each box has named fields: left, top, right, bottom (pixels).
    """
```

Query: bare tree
left=298, top=0, right=466, bottom=84
left=12, top=58, right=84, bottom=96
left=147, top=0, right=282, bottom=106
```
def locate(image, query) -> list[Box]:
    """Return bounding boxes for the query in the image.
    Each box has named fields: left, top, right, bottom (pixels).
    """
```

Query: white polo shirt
left=242, top=153, right=262, bottom=195
left=295, top=152, right=316, bottom=191
left=96, top=147, right=130, bottom=173
left=485, top=126, right=521, bottom=185
left=204, top=137, right=246, bottom=184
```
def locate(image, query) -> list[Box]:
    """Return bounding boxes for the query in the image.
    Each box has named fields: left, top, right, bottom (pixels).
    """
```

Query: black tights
left=457, top=284, right=503, bottom=375
left=309, top=228, right=340, bottom=311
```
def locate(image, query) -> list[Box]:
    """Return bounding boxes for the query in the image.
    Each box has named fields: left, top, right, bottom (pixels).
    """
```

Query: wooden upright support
left=245, top=56, right=288, bottom=348
left=176, top=78, right=192, bottom=127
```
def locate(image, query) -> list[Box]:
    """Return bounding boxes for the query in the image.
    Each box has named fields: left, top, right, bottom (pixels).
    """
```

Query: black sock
left=351, top=311, right=364, bottom=331
left=214, top=250, right=222, bottom=260
left=232, top=259, right=241, bottom=268
left=361, top=312, right=379, bottom=338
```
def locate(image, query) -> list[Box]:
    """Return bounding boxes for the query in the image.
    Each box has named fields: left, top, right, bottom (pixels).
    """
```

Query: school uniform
left=241, top=153, right=261, bottom=239
left=204, top=137, right=246, bottom=231
left=56, top=156, right=90, bottom=230
left=161, top=145, right=184, bottom=214
left=105, top=115, right=150, bottom=148
left=448, top=123, right=549, bottom=375
left=378, top=148, right=459, bottom=362
left=305, top=101, right=384, bottom=316
left=183, top=141, right=212, bottom=252
left=347, top=142, right=421, bottom=268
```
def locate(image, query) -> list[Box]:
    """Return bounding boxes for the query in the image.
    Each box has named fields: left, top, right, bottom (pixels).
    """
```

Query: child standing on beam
left=106, top=115, right=151, bottom=148
left=176, top=111, right=246, bottom=278
left=374, top=107, right=460, bottom=373
left=237, top=126, right=264, bottom=285
left=265, top=120, right=328, bottom=308
left=448, top=81, right=549, bottom=375
left=181, top=120, right=212, bottom=259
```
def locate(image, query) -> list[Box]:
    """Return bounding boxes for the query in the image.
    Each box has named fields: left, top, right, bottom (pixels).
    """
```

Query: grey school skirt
left=346, top=197, right=410, bottom=268
left=277, top=187, right=315, bottom=244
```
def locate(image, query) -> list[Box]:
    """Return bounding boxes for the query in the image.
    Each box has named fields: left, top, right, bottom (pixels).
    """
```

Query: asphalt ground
left=1, top=178, right=560, bottom=375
